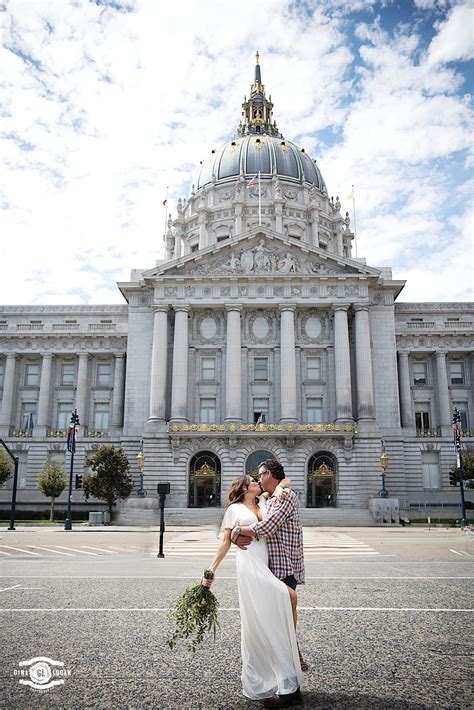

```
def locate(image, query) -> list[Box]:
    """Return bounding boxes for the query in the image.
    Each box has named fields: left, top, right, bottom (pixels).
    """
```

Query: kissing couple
left=203, top=459, right=305, bottom=708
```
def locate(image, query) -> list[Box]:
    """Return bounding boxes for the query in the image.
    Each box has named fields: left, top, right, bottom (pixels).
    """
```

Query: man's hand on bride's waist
left=231, top=525, right=255, bottom=548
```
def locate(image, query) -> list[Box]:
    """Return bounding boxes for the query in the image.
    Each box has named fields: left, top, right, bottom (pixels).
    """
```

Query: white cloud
left=427, top=4, right=474, bottom=64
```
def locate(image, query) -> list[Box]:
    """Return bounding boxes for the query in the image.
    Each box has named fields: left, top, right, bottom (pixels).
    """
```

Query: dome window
left=281, top=141, right=286, bottom=146
left=301, top=148, right=305, bottom=153
left=211, top=149, right=216, bottom=154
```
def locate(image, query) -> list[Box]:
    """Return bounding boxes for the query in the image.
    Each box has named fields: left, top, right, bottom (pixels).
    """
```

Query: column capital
left=353, top=304, right=369, bottom=313
left=435, top=350, right=448, bottom=358
left=279, top=304, right=296, bottom=313
left=333, top=304, right=349, bottom=313
left=172, top=305, right=190, bottom=314
left=398, top=350, right=410, bottom=358
left=152, top=304, right=169, bottom=314
left=113, top=352, right=126, bottom=359
left=225, top=304, right=242, bottom=313
left=40, top=352, right=54, bottom=359
left=78, top=352, right=90, bottom=360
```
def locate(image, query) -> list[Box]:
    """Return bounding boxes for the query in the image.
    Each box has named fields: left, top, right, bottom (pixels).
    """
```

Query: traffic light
left=449, top=470, right=458, bottom=487
left=75, top=474, right=83, bottom=489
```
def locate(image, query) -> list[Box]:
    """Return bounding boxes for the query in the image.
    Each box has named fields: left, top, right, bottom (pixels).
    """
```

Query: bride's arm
left=202, top=529, right=231, bottom=586
left=275, top=477, right=292, bottom=498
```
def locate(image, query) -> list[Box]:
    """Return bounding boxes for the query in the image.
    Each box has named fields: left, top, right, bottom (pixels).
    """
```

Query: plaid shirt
left=250, top=489, right=305, bottom=584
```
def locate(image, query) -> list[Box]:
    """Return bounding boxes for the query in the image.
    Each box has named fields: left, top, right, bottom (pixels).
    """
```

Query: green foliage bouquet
left=167, top=570, right=220, bottom=653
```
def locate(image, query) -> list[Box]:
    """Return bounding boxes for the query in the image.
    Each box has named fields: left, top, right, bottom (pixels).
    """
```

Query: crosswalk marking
left=24, top=546, right=75, bottom=556
left=0, top=545, right=43, bottom=556
left=162, top=531, right=380, bottom=558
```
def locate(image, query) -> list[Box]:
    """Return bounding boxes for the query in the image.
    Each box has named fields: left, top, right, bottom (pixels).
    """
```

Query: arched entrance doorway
left=245, top=450, right=275, bottom=478
left=307, top=452, right=337, bottom=508
left=188, top=452, right=221, bottom=508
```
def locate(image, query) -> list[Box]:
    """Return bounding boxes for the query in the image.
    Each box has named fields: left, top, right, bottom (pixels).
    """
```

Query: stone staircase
left=115, top=498, right=377, bottom=527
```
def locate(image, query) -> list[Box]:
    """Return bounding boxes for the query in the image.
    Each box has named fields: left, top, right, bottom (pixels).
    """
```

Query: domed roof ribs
left=237, top=52, right=281, bottom=139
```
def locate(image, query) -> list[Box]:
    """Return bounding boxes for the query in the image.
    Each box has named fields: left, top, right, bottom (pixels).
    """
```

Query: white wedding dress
left=221, top=502, right=302, bottom=700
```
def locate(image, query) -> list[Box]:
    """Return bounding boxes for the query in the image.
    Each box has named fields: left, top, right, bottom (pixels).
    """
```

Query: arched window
left=307, top=452, right=337, bottom=508
left=245, top=450, right=275, bottom=478
left=188, top=452, right=221, bottom=508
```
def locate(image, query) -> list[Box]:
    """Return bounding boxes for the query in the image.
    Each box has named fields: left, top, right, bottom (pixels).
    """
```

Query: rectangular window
left=57, top=402, right=73, bottom=430
left=452, top=401, right=469, bottom=430
left=413, top=361, right=427, bottom=386
left=191, top=244, right=199, bottom=253
left=25, top=363, right=39, bottom=386
left=21, top=402, right=37, bottom=430
left=200, top=398, right=216, bottom=423
left=217, top=235, right=229, bottom=242
left=97, top=363, right=112, bottom=387
left=201, top=357, right=216, bottom=381
left=449, top=362, right=464, bottom=385
left=306, top=397, right=323, bottom=423
left=0, top=362, right=3, bottom=388
left=306, top=356, right=321, bottom=381
left=93, top=402, right=110, bottom=430
left=422, top=451, right=441, bottom=489
left=254, top=357, right=269, bottom=381
left=415, top=403, right=430, bottom=432
left=61, top=363, right=75, bottom=386
left=253, top=398, right=269, bottom=423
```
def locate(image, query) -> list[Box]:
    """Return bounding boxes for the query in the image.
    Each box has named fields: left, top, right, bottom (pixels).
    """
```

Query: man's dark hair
left=259, top=458, right=285, bottom=481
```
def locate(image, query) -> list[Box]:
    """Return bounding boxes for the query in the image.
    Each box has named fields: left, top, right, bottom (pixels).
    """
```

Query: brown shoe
left=262, top=687, right=303, bottom=707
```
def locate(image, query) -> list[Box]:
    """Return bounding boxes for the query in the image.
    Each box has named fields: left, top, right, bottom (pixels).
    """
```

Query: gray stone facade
left=1, top=59, right=473, bottom=520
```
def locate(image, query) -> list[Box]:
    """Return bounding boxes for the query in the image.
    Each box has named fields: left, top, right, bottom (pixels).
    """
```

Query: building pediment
left=143, top=230, right=380, bottom=280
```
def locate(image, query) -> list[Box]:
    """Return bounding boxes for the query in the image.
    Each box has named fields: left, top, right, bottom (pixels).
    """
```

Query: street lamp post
left=0, top=439, right=19, bottom=531
left=453, top=407, right=467, bottom=528
left=378, top=440, right=389, bottom=498
left=136, top=440, right=146, bottom=497
left=64, top=408, right=80, bottom=531
left=156, top=483, right=171, bottom=558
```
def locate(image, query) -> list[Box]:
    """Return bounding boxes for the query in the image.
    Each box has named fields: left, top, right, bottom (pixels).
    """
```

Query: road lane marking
left=0, top=546, right=43, bottom=556
left=0, top=584, right=23, bottom=591
left=1, top=606, right=472, bottom=613
left=0, top=549, right=12, bottom=555
left=79, top=546, right=118, bottom=554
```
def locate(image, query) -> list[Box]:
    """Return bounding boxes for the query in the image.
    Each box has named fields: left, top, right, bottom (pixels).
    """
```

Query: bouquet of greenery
left=167, top=570, right=220, bottom=653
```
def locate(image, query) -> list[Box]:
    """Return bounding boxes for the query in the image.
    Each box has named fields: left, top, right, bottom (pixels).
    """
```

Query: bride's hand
left=201, top=570, right=214, bottom=587
left=275, top=478, right=292, bottom=498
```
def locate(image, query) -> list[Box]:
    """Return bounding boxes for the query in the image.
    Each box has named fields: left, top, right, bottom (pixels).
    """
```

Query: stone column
left=0, top=353, right=16, bottom=431
left=234, top=203, right=243, bottom=235
left=275, top=200, right=283, bottom=233
left=225, top=306, right=242, bottom=421
left=436, top=351, right=451, bottom=431
left=198, top=208, right=208, bottom=249
left=311, top=208, right=320, bottom=247
left=170, top=306, right=190, bottom=422
left=279, top=306, right=297, bottom=422
left=148, top=306, right=169, bottom=426
left=334, top=306, right=353, bottom=421
left=111, top=353, right=126, bottom=428
left=75, top=354, right=89, bottom=428
left=36, top=352, right=53, bottom=429
left=398, top=351, right=413, bottom=428
left=354, top=307, right=375, bottom=420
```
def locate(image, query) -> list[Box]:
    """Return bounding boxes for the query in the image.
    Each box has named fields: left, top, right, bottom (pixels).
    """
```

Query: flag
left=162, top=199, right=167, bottom=206
left=67, top=422, right=77, bottom=453
left=347, top=189, right=354, bottom=200
left=246, top=175, right=259, bottom=189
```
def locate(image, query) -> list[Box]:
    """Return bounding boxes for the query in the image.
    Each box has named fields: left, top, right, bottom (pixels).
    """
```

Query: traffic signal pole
left=453, top=407, right=467, bottom=529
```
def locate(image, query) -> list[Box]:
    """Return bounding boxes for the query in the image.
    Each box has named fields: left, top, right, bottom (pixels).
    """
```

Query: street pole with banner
left=0, top=439, right=19, bottom=531
left=64, top=409, right=80, bottom=531
left=453, top=407, right=467, bottom=528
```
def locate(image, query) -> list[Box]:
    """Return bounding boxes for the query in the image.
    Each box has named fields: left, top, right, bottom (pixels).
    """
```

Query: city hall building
left=1, top=57, right=473, bottom=523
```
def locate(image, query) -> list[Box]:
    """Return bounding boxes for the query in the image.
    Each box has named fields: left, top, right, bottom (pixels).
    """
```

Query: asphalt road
left=0, top=525, right=473, bottom=710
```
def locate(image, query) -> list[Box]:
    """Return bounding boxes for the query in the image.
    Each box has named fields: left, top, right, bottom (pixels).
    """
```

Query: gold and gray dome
left=196, top=53, right=328, bottom=195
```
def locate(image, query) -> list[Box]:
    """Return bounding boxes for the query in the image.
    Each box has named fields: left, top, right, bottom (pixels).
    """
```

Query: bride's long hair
left=225, top=475, right=252, bottom=508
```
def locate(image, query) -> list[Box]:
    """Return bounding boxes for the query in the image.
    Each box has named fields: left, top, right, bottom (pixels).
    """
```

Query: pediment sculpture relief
left=183, top=239, right=357, bottom=277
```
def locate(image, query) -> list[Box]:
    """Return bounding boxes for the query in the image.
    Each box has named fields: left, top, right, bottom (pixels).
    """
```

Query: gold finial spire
left=256, top=50, right=259, bottom=65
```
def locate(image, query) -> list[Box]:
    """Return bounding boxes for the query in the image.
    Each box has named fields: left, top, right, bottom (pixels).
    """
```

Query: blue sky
left=1, top=0, right=473, bottom=304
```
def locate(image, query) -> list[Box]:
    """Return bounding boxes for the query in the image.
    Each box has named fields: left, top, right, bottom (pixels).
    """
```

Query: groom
left=231, top=458, right=304, bottom=708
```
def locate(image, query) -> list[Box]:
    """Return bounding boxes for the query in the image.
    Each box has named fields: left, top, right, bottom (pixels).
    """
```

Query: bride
left=203, top=475, right=303, bottom=705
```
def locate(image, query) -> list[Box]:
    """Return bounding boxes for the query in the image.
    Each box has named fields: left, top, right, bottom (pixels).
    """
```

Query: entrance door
left=188, top=452, right=221, bottom=508
left=307, top=454, right=337, bottom=508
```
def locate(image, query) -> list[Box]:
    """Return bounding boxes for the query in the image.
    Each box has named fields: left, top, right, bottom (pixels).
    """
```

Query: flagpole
left=351, top=184, right=358, bottom=258
left=258, top=171, right=261, bottom=226
left=163, top=186, right=169, bottom=240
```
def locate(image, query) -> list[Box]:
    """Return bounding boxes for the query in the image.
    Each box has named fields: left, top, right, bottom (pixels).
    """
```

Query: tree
left=38, top=462, right=67, bottom=521
left=449, top=450, right=474, bottom=490
left=83, top=445, right=133, bottom=517
left=0, top=448, right=13, bottom=487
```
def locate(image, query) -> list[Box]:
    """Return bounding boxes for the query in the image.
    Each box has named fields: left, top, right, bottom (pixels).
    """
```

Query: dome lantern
left=237, top=51, right=281, bottom=138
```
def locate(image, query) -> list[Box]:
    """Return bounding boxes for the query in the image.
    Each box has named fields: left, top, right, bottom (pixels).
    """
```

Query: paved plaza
left=0, top=524, right=473, bottom=710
